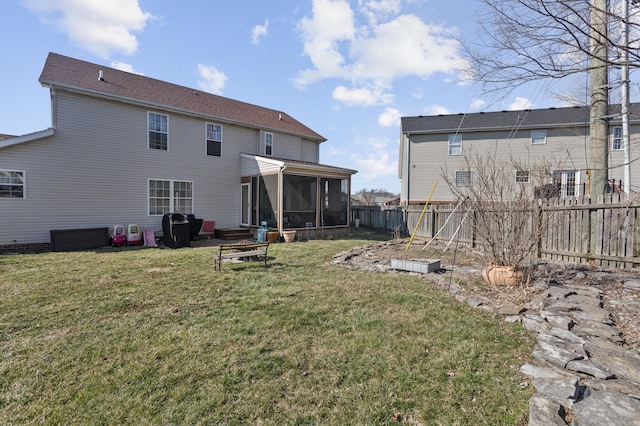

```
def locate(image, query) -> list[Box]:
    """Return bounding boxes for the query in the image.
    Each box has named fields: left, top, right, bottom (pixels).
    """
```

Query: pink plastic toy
left=111, top=224, right=127, bottom=247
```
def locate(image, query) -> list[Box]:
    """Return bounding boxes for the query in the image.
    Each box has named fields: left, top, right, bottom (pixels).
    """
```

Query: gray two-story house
left=400, top=105, right=640, bottom=204
left=0, top=53, right=356, bottom=252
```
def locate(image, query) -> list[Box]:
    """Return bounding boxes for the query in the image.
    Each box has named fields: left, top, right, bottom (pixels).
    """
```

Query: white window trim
left=148, top=112, right=169, bottom=151
left=553, top=170, right=580, bottom=198
left=611, top=126, right=623, bottom=151
left=205, top=122, right=223, bottom=157
left=147, top=178, right=194, bottom=216
left=0, top=169, right=26, bottom=199
left=448, top=134, right=462, bottom=156
left=265, top=132, right=273, bottom=156
left=531, top=130, right=547, bottom=145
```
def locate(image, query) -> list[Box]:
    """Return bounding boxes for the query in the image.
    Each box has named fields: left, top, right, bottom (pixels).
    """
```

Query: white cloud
left=426, top=105, right=451, bottom=115
left=509, top=97, right=533, bottom=110
left=197, top=64, right=228, bottom=95
left=469, top=98, right=487, bottom=111
left=295, top=0, right=355, bottom=87
left=411, top=88, right=424, bottom=99
left=358, top=0, right=402, bottom=25
left=332, top=85, right=393, bottom=106
left=251, top=19, right=269, bottom=45
left=110, top=61, right=143, bottom=75
left=378, top=107, right=401, bottom=127
left=351, top=146, right=398, bottom=182
left=23, top=0, right=153, bottom=58
left=350, top=15, right=464, bottom=82
left=296, top=1, right=468, bottom=107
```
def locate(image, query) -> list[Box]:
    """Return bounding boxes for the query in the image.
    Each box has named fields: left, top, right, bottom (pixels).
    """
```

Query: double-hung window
left=612, top=126, right=623, bottom=151
left=148, top=112, right=168, bottom=150
left=265, top=132, right=273, bottom=156
left=455, top=171, right=472, bottom=187
left=148, top=179, right=193, bottom=215
left=531, top=130, right=547, bottom=145
left=448, top=134, right=462, bottom=156
left=0, top=170, right=25, bottom=198
left=206, top=123, right=222, bottom=156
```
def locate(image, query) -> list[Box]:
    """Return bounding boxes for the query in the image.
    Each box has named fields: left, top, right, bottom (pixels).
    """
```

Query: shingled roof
left=39, top=52, right=325, bottom=142
left=401, top=103, right=640, bottom=135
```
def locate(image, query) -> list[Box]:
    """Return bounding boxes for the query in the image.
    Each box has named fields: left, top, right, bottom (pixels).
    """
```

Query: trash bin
left=162, top=213, right=191, bottom=248
left=186, top=214, right=204, bottom=240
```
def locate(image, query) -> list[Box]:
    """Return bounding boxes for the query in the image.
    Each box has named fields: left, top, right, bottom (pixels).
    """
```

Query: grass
left=0, top=232, right=534, bottom=425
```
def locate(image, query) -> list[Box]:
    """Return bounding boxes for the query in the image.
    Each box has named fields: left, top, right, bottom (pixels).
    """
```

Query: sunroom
left=240, top=154, right=357, bottom=236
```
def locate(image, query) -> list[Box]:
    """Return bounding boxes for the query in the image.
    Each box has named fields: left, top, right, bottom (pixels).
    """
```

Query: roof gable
left=39, top=53, right=325, bottom=141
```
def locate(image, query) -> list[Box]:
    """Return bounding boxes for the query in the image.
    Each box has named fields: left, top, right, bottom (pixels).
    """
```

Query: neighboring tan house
left=0, top=52, right=356, bottom=252
left=399, top=104, right=640, bottom=204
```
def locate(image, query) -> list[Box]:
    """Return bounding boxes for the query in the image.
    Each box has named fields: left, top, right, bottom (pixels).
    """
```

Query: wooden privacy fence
left=352, top=193, right=640, bottom=269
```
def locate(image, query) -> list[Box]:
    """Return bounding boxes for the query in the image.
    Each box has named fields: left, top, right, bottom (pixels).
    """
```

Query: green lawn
left=0, top=234, right=533, bottom=425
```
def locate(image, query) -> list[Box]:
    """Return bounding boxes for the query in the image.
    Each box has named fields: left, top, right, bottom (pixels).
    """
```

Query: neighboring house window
left=148, top=179, right=193, bottom=215
left=531, top=130, right=547, bottom=145
left=553, top=170, right=580, bottom=197
left=206, top=123, right=222, bottom=157
left=455, top=171, right=472, bottom=187
left=448, top=134, right=462, bottom=156
left=265, top=132, right=273, bottom=156
left=0, top=170, right=25, bottom=198
left=515, top=170, right=530, bottom=184
left=148, top=112, right=168, bottom=150
left=612, top=126, right=623, bottom=151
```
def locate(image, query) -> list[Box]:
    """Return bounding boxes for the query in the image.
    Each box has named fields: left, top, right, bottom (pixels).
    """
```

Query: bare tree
left=466, top=0, right=640, bottom=195
left=441, top=147, right=560, bottom=283
left=466, top=0, right=640, bottom=95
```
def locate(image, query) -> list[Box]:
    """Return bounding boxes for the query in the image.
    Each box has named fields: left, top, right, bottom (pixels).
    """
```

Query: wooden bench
left=215, top=242, right=270, bottom=270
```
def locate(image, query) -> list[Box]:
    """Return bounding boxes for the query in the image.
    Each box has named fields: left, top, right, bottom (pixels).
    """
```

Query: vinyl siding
left=403, top=126, right=596, bottom=202
left=0, top=90, right=276, bottom=245
left=300, top=138, right=319, bottom=162
left=273, top=132, right=301, bottom=160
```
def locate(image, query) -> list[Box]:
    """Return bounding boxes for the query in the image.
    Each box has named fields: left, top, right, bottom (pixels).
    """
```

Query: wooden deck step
left=215, top=228, right=253, bottom=240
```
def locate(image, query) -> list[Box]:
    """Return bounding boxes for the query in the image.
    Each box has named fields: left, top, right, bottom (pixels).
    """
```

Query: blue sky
left=0, top=0, right=621, bottom=194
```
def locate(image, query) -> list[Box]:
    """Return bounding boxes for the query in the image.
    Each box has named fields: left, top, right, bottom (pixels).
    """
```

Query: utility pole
left=589, top=0, right=609, bottom=196
left=622, top=0, right=631, bottom=199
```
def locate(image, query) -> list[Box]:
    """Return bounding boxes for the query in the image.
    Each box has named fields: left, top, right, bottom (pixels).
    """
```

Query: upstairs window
left=265, top=132, right=273, bottom=156
left=515, top=170, right=530, bottom=183
left=148, top=112, right=168, bottom=150
left=455, top=171, right=472, bottom=187
left=531, top=130, right=547, bottom=145
left=206, top=123, right=222, bottom=156
left=448, top=134, right=462, bottom=156
left=0, top=170, right=25, bottom=198
left=612, top=126, right=623, bottom=151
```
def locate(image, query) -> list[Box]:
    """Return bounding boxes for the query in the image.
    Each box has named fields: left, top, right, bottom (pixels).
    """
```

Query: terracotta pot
left=282, top=230, right=296, bottom=243
left=481, top=264, right=523, bottom=286
left=267, top=231, right=279, bottom=243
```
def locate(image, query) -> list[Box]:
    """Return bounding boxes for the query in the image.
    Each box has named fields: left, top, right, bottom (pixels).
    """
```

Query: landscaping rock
left=331, top=242, right=640, bottom=426
left=572, top=390, right=640, bottom=426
